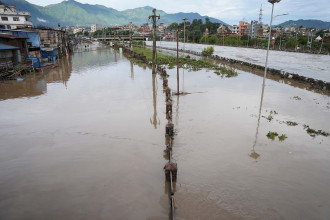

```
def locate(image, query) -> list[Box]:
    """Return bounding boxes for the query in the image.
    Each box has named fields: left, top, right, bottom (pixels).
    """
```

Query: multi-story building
left=230, top=25, right=239, bottom=35
left=91, top=24, right=103, bottom=33
left=250, top=20, right=258, bottom=38
left=73, top=27, right=84, bottom=34
left=0, top=2, right=32, bottom=29
left=238, top=21, right=249, bottom=37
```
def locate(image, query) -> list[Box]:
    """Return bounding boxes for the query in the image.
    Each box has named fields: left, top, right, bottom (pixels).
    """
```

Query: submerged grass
left=303, top=125, right=329, bottom=137
left=267, top=131, right=278, bottom=140
left=132, top=46, right=237, bottom=77
left=267, top=131, right=288, bottom=141
left=278, top=134, right=288, bottom=141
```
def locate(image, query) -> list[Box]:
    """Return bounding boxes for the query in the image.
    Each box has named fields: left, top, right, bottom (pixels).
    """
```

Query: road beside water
left=148, top=41, right=330, bottom=82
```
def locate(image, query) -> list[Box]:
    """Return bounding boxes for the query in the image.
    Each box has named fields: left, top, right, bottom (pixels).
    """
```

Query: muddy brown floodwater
left=1, top=47, right=330, bottom=220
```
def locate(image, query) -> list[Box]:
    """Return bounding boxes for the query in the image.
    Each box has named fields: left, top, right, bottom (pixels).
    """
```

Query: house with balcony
left=0, top=2, right=33, bottom=30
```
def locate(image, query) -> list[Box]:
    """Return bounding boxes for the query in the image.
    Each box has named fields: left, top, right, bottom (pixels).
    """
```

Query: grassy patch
left=131, top=45, right=237, bottom=77
left=267, top=131, right=278, bottom=140
left=278, top=134, right=288, bottom=141
left=202, top=46, right=214, bottom=56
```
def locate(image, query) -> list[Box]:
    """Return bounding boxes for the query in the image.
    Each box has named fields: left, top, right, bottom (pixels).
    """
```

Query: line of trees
left=168, top=19, right=330, bottom=54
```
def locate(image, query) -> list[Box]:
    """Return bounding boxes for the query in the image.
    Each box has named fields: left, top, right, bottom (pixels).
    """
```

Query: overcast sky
left=26, top=0, right=330, bottom=25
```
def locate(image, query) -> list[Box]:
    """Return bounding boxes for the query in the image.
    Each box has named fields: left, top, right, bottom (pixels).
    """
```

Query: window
left=1, top=17, right=8, bottom=21
left=13, top=17, right=19, bottom=21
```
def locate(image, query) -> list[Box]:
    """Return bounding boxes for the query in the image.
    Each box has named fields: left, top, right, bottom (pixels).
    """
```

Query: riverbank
left=149, top=44, right=330, bottom=94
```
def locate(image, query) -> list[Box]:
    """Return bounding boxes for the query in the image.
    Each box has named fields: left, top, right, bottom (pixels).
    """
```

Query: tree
left=168, top=22, right=178, bottom=30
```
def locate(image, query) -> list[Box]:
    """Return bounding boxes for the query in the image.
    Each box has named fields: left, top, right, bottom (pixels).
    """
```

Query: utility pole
left=177, top=30, right=179, bottom=94
left=182, top=18, right=188, bottom=51
left=129, top=22, right=133, bottom=49
left=319, top=34, right=324, bottom=54
left=149, top=9, right=160, bottom=74
left=295, top=32, right=298, bottom=51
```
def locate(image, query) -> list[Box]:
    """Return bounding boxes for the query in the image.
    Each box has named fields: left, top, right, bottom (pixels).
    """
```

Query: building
left=73, top=27, right=84, bottom=34
left=238, top=21, right=249, bottom=37
left=250, top=20, right=258, bottom=38
left=230, top=25, right=239, bottom=35
left=91, top=24, right=102, bottom=33
left=0, top=2, right=32, bottom=30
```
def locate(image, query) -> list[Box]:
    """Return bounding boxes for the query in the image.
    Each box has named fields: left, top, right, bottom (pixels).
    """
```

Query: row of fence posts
left=112, top=42, right=178, bottom=219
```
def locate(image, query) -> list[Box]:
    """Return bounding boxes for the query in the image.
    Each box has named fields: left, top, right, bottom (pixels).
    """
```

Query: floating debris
left=303, top=125, right=329, bottom=137
left=293, top=96, right=302, bottom=100
left=285, top=121, right=298, bottom=126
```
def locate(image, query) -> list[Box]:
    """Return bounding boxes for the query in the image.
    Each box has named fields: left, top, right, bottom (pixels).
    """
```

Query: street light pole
left=262, top=0, right=280, bottom=88
left=183, top=18, right=188, bottom=51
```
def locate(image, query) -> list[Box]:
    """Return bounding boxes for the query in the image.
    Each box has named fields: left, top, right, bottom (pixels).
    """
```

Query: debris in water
left=293, top=96, right=302, bottom=100
left=285, top=121, right=298, bottom=126
left=303, top=125, right=329, bottom=137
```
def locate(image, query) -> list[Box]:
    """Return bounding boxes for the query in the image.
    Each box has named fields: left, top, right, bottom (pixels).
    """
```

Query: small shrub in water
left=267, top=131, right=278, bottom=140
left=202, top=46, right=214, bottom=56
left=278, top=134, right=288, bottom=141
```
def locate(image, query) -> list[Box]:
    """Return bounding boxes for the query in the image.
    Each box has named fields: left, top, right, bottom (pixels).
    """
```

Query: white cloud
left=37, top=17, right=47, bottom=23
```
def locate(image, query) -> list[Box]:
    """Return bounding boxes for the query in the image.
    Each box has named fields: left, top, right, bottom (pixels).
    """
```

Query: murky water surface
left=148, top=41, right=330, bottom=82
left=0, top=46, right=329, bottom=220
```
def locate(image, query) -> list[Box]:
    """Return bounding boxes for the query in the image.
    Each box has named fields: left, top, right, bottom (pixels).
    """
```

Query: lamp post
left=251, top=0, right=281, bottom=161
left=182, top=18, right=188, bottom=51
left=262, top=0, right=281, bottom=88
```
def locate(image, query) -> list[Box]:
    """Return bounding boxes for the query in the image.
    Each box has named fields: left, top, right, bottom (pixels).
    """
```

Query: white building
left=73, top=27, right=84, bottom=34
left=91, top=24, right=102, bottom=33
left=0, top=3, right=32, bottom=29
left=230, top=25, right=239, bottom=34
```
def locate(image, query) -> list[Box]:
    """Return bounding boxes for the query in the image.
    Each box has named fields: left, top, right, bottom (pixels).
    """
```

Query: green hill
left=277, top=19, right=330, bottom=29
left=2, top=0, right=226, bottom=27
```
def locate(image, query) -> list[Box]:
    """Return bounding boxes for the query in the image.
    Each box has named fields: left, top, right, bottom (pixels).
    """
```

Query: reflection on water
left=71, top=47, right=117, bottom=72
left=1, top=46, right=330, bottom=220
left=250, top=74, right=266, bottom=160
left=0, top=56, right=72, bottom=101
left=130, top=61, right=134, bottom=80
left=150, top=74, right=160, bottom=129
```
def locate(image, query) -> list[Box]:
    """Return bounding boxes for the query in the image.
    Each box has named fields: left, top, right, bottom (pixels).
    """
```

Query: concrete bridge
left=94, top=35, right=147, bottom=41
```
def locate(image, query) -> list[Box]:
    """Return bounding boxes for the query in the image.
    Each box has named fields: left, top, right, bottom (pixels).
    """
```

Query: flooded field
left=148, top=41, right=330, bottom=82
left=0, top=47, right=330, bottom=219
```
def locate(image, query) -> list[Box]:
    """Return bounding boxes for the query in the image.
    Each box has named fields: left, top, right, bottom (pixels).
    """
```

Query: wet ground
left=0, top=46, right=329, bottom=219
left=148, top=41, right=330, bottom=82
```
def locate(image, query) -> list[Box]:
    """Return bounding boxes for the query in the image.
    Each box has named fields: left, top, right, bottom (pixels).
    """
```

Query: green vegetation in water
left=303, top=125, right=329, bottom=137
left=202, top=46, right=214, bottom=56
left=278, top=134, right=288, bottom=141
left=132, top=40, right=146, bottom=46
left=293, top=96, right=302, bottom=100
left=267, top=131, right=279, bottom=140
left=262, top=110, right=278, bottom=122
left=131, top=45, right=237, bottom=77
left=285, top=121, right=298, bottom=126
left=214, top=65, right=238, bottom=78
